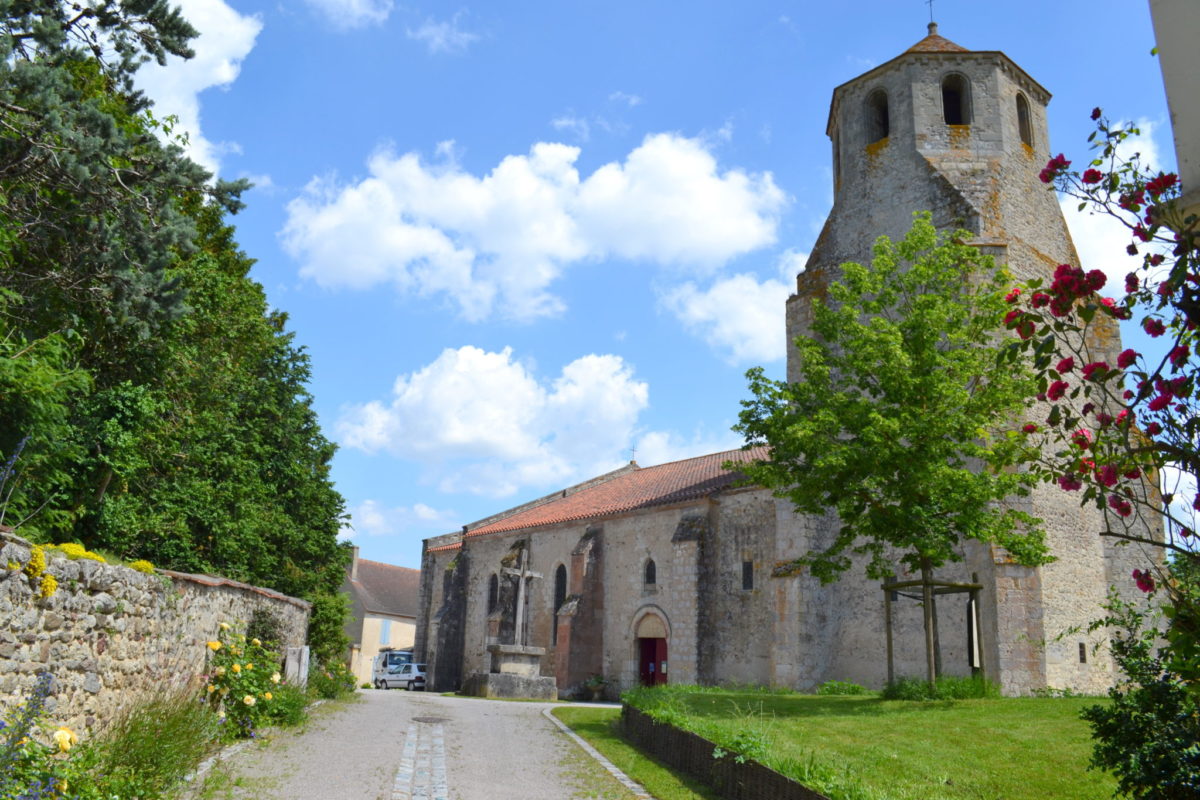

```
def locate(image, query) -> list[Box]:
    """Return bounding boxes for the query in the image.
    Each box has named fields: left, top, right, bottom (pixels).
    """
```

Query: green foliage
left=815, top=680, right=870, bottom=696
left=307, top=662, right=357, bottom=700
left=0, top=4, right=347, bottom=606
left=263, top=683, right=309, bottom=728
left=81, top=689, right=221, bottom=799
left=307, top=590, right=352, bottom=667
left=1080, top=590, right=1200, bottom=799
left=246, top=607, right=286, bottom=655
left=735, top=213, right=1047, bottom=582
left=880, top=675, right=999, bottom=701
left=204, top=623, right=286, bottom=738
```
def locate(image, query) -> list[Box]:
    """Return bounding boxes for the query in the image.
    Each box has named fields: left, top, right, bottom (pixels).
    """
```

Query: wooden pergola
left=882, top=572, right=984, bottom=683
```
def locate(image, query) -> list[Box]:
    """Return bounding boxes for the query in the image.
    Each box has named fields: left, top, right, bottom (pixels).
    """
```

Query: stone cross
left=501, top=547, right=543, bottom=646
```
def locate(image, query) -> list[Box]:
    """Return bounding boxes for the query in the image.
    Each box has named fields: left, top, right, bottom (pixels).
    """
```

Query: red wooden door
left=639, top=638, right=668, bottom=686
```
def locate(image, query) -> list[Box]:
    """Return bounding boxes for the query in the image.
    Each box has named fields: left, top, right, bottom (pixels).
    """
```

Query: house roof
left=348, top=558, right=420, bottom=618
left=462, top=446, right=768, bottom=539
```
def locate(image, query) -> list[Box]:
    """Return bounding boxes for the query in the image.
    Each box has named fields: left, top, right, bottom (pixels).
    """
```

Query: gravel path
left=191, top=690, right=641, bottom=800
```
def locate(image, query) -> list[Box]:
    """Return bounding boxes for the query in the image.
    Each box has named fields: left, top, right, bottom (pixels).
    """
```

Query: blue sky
left=136, top=0, right=1174, bottom=569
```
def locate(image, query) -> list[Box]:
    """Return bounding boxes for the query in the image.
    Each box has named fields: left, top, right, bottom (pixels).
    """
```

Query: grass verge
left=553, top=707, right=722, bottom=800
left=621, top=686, right=1115, bottom=800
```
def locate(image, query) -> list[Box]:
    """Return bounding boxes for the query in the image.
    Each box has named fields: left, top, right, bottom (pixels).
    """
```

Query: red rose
left=1145, top=422, right=1162, bottom=436
left=1125, top=273, right=1139, bottom=294
left=1056, top=357, right=1075, bottom=373
left=1143, top=317, right=1166, bottom=337
left=1057, top=473, right=1083, bottom=492
left=1117, top=349, right=1137, bottom=369
left=1149, top=394, right=1171, bottom=412
left=1021, top=423, right=1038, bottom=434
left=1091, top=107, right=1102, bottom=121
left=1005, top=287, right=1021, bottom=303
left=1132, top=569, right=1154, bottom=592
left=1082, top=169, right=1103, bottom=184
left=1031, top=292, right=1050, bottom=308
left=1146, top=173, right=1178, bottom=196
left=1047, top=380, right=1069, bottom=401
left=1096, top=464, right=1119, bottom=488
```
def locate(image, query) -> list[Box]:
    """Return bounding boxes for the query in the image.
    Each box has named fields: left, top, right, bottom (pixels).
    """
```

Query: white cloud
left=634, top=429, right=744, bottom=467
left=281, top=133, right=787, bottom=322
left=551, top=115, right=590, bottom=142
left=662, top=249, right=806, bottom=364
left=337, top=346, right=650, bottom=497
left=407, top=12, right=480, bottom=54
left=304, top=0, right=393, bottom=30
left=609, top=91, right=642, bottom=108
left=134, top=0, right=261, bottom=177
left=1063, top=119, right=1165, bottom=288
left=344, top=499, right=457, bottom=538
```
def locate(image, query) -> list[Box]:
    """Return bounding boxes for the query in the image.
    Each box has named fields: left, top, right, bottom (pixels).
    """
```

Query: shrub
left=1080, top=595, right=1200, bottom=799
left=308, top=661, right=357, bottom=700
left=128, top=559, right=155, bottom=573
left=263, top=683, right=309, bottom=728
left=204, top=622, right=286, bottom=738
left=815, top=680, right=869, bottom=696
left=882, top=675, right=999, bottom=701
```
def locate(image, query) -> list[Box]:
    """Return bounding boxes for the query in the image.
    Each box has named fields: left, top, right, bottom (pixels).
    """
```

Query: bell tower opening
left=942, top=74, right=970, bottom=125
left=867, top=90, right=889, bottom=143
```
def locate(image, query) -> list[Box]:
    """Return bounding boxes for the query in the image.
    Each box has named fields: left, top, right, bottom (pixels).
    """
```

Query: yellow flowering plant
left=203, top=621, right=286, bottom=738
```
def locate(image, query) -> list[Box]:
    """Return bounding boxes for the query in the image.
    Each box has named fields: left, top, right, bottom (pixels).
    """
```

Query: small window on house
left=1079, top=642, right=1088, bottom=664
left=942, top=74, right=970, bottom=125
left=1016, top=92, right=1032, bottom=146
left=487, top=573, right=499, bottom=613
left=833, top=131, right=842, bottom=187
left=553, top=564, right=567, bottom=646
left=867, top=89, right=889, bottom=143
left=380, top=618, right=391, bottom=644
left=742, top=561, right=754, bottom=591
left=644, top=559, right=656, bottom=586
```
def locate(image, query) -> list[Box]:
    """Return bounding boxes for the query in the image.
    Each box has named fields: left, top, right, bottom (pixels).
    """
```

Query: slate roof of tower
left=461, top=446, right=768, bottom=538
left=905, top=23, right=970, bottom=54
left=348, top=558, right=421, bottom=617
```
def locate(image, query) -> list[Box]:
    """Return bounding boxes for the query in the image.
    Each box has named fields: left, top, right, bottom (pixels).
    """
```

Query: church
left=414, top=24, right=1147, bottom=698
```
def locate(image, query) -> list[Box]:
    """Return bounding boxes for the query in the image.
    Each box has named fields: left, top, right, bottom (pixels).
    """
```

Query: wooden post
left=884, top=581, right=894, bottom=685
left=921, top=559, right=936, bottom=686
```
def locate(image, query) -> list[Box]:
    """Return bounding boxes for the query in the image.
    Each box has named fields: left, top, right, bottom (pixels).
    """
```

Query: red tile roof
left=905, top=23, right=969, bottom=54
left=464, top=446, right=768, bottom=538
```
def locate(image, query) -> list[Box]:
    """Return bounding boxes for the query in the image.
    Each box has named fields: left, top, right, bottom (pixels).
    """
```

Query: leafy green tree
left=735, top=213, right=1050, bottom=681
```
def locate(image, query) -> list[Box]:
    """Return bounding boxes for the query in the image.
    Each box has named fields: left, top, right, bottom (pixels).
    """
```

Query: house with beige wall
left=344, top=547, right=420, bottom=685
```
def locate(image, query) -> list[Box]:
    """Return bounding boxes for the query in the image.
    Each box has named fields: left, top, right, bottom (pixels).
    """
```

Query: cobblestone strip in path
left=393, top=719, right=448, bottom=800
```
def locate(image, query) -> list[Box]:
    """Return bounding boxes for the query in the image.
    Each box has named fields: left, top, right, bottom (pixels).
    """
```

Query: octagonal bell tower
left=787, top=22, right=1084, bottom=377
left=778, top=25, right=1144, bottom=696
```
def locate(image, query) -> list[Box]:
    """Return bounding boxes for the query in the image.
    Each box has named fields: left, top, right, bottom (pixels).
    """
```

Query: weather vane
left=926, top=0, right=935, bottom=24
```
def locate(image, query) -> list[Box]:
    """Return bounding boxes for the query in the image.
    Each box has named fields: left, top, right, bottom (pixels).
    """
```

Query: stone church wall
left=0, top=531, right=309, bottom=735
left=697, top=489, right=777, bottom=686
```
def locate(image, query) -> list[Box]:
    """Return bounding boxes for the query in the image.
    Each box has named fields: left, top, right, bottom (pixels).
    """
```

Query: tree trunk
left=921, top=558, right=937, bottom=687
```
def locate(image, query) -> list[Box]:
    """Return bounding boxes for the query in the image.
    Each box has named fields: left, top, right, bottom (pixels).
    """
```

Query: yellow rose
left=52, top=727, right=77, bottom=752
left=263, top=692, right=272, bottom=701
left=231, top=664, right=241, bottom=674
left=271, top=672, right=281, bottom=684
left=206, top=641, right=221, bottom=651
left=251, top=638, right=262, bottom=646
left=215, top=666, right=226, bottom=677
left=245, top=663, right=254, bottom=670
left=242, top=695, right=256, bottom=706
left=207, top=684, right=216, bottom=693
left=219, top=687, right=229, bottom=696
left=220, top=622, right=231, bottom=630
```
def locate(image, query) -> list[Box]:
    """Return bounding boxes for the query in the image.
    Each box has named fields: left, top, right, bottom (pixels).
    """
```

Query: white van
left=371, top=648, right=413, bottom=688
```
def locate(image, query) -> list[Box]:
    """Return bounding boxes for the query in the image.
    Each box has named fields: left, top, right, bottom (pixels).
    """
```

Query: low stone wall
left=0, top=530, right=310, bottom=733
left=620, top=705, right=830, bottom=800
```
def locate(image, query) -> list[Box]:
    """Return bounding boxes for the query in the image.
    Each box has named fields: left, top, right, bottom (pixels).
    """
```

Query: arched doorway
left=635, top=612, right=668, bottom=686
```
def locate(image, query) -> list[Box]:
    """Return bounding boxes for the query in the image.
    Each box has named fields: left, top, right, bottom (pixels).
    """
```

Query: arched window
left=867, top=89, right=889, bottom=143
left=942, top=74, right=970, bottom=125
left=644, top=558, right=657, bottom=586
left=487, top=573, right=499, bottom=613
left=553, top=564, right=567, bottom=645
left=1016, top=92, right=1032, bottom=146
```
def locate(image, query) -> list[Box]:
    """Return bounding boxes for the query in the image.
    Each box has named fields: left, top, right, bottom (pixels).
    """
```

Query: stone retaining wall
left=0, top=530, right=310, bottom=734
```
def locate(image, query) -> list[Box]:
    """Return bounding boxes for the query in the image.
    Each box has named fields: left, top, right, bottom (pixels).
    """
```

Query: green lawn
left=562, top=689, right=1117, bottom=800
